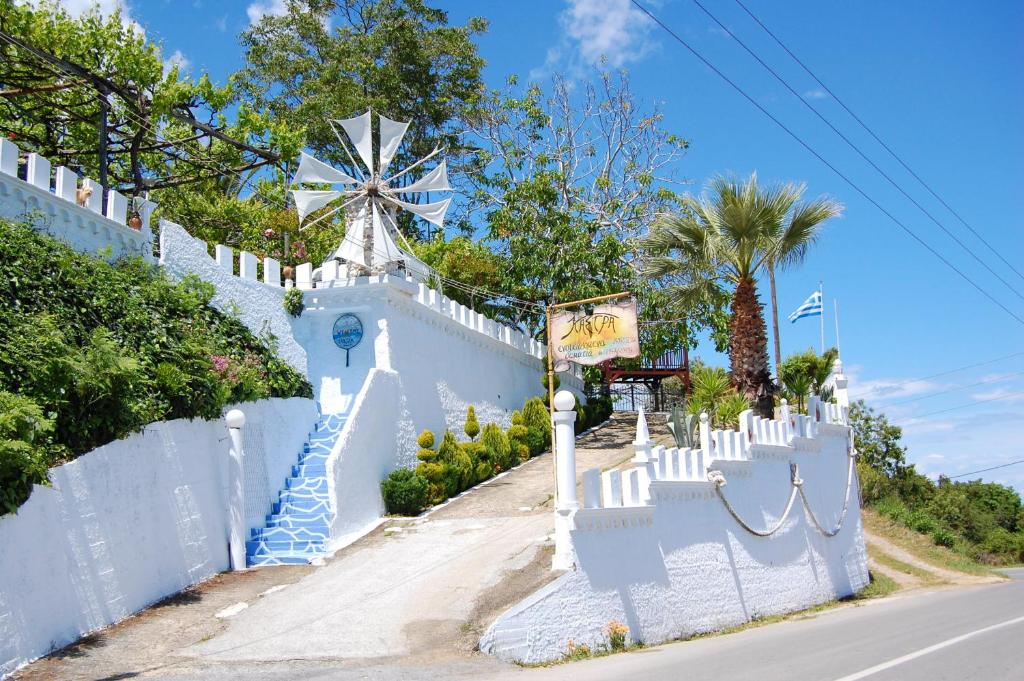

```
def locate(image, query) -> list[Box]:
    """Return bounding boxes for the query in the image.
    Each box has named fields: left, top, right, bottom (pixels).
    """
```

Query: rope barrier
left=710, top=448, right=858, bottom=538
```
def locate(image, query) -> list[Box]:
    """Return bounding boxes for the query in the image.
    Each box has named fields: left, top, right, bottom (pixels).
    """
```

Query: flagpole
left=819, top=281, right=825, bottom=354
left=834, top=299, right=842, bottom=359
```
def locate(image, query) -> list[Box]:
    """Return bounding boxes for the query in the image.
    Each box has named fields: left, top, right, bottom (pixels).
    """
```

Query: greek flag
left=788, top=290, right=822, bottom=323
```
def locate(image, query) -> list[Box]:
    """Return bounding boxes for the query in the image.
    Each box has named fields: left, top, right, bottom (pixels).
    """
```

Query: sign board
left=550, top=297, right=640, bottom=370
left=332, top=313, right=363, bottom=366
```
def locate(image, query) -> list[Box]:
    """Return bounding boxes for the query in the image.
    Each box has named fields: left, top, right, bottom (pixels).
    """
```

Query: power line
left=948, top=459, right=1024, bottom=480
left=692, top=0, right=1024, bottom=303
left=849, top=350, right=1024, bottom=399
left=628, top=0, right=1024, bottom=327
left=898, top=391, right=1024, bottom=422
left=879, top=370, right=1024, bottom=406
left=732, top=0, right=1024, bottom=285
left=3, top=32, right=553, bottom=319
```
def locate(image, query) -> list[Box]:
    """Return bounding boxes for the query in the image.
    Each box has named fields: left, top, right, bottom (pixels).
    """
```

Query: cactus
left=668, top=403, right=698, bottom=449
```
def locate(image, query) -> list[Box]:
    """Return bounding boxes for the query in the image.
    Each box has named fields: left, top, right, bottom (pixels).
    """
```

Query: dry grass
left=862, top=508, right=993, bottom=577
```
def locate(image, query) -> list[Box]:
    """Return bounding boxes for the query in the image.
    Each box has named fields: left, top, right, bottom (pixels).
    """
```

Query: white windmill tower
left=288, top=109, right=452, bottom=278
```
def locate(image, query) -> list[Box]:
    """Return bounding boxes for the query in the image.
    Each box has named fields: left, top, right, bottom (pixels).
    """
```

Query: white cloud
left=804, top=89, right=828, bottom=100
left=215, top=14, right=228, bottom=32
left=162, top=49, right=190, bottom=76
left=538, top=0, right=657, bottom=76
left=247, top=0, right=287, bottom=25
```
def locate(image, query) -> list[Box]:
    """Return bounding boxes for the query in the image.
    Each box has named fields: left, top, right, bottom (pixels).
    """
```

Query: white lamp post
left=552, top=390, right=578, bottom=570
left=224, top=409, right=247, bottom=571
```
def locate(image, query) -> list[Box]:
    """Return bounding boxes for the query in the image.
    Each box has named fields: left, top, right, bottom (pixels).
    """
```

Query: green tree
left=463, top=71, right=692, bottom=339
left=237, top=0, right=486, bottom=238
left=642, top=175, right=840, bottom=416
left=412, top=235, right=506, bottom=311
left=777, top=347, right=837, bottom=411
left=848, top=400, right=908, bottom=478
left=463, top=405, right=480, bottom=441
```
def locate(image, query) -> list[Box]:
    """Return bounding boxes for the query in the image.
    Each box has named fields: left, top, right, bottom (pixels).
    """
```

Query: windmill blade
left=291, top=151, right=358, bottom=186
left=333, top=199, right=368, bottom=267
left=389, top=196, right=452, bottom=228
left=291, top=189, right=343, bottom=223
left=371, top=200, right=404, bottom=267
left=336, top=111, right=374, bottom=174
left=398, top=159, right=450, bottom=193
left=378, top=114, right=410, bottom=176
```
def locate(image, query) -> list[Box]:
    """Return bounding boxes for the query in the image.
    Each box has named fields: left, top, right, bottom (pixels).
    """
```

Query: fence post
left=552, top=390, right=579, bottom=571
left=224, top=409, right=247, bottom=571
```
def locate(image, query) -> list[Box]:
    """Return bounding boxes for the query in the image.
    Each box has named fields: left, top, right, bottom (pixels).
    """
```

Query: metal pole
left=819, top=281, right=825, bottom=354
left=98, top=88, right=109, bottom=212
left=834, top=299, right=842, bottom=359
left=546, top=303, right=557, bottom=506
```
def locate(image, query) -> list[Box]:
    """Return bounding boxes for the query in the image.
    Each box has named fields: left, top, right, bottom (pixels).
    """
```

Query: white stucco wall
left=0, top=140, right=154, bottom=262
left=480, top=414, right=869, bottom=664
left=0, top=397, right=316, bottom=677
left=159, top=220, right=308, bottom=374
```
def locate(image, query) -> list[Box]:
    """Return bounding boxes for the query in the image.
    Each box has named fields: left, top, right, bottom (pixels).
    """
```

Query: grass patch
left=867, top=545, right=947, bottom=585
left=863, top=509, right=994, bottom=577
left=855, top=570, right=901, bottom=599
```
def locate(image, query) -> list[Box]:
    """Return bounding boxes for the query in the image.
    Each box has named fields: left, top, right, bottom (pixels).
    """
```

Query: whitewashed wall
left=480, top=404, right=869, bottom=664
left=0, top=397, right=316, bottom=677
left=0, top=139, right=155, bottom=262
left=159, top=221, right=308, bottom=374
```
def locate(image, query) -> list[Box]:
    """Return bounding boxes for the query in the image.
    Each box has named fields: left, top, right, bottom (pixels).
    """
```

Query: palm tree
left=641, top=174, right=840, bottom=417
left=765, top=194, right=843, bottom=372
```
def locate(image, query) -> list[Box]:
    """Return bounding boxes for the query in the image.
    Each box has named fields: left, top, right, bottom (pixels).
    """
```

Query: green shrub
left=931, top=528, right=957, bottom=548
left=283, top=287, right=304, bottom=317
left=416, top=429, right=437, bottom=462
left=511, top=410, right=524, bottom=426
left=857, top=461, right=890, bottom=504
left=464, top=406, right=480, bottom=440
left=380, top=468, right=428, bottom=516
left=507, top=423, right=530, bottom=462
left=438, top=430, right=473, bottom=492
left=481, top=423, right=512, bottom=472
left=0, top=391, right=56, bottom=513
left=0, top=220, right=312, bottom=514
left=907, top=509, right=939, bottom=535
left=522, top=397, right=551, bottom=455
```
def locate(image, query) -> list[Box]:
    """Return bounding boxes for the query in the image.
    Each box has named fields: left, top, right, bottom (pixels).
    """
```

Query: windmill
left=288, top=109, right=451, bottom=277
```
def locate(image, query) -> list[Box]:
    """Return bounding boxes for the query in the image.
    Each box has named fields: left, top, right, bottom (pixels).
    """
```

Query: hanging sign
left=550, top=297, right=640, bottom=369
left=332, top=313, right=363, bottom=367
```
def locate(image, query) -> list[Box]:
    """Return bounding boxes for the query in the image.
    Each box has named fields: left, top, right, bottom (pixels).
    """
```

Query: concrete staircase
left=245, top=413, right=347, bottom=566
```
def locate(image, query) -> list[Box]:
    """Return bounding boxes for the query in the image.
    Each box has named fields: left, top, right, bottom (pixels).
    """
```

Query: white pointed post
left=224, top=409, right=247, bottom=571
left=632, top=406, right=653, bottom=464
left=552, top=390, right=578, bottom=571
left=833, top=359, right=850, bottom=409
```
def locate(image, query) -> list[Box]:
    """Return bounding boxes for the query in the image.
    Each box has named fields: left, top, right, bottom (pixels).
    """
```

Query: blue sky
left=71, top=0, right=1024, bottom=491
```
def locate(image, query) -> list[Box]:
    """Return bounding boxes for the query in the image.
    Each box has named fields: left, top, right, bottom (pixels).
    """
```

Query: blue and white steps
left=245, top=412, right=347, bottom=566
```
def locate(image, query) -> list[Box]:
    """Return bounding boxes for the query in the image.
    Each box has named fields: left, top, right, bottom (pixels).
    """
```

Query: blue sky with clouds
left=63, top=0, right=1024, bottom=490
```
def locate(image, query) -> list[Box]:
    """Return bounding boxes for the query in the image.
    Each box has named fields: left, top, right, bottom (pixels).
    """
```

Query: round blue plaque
left=332, top=314, right=363, bottom=366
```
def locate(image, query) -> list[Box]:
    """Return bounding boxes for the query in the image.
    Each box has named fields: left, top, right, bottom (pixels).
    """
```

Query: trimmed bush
left=464, top=405, right=480, bottom=440
left=522, top=397, right=551, bottom=456
left=283, top=287, right=304, bottom=317
left=481, top=423, right=512, bottom=472
left=416, top=429, right=437, bottom=462
left=380, top=468, right=428, bottom=516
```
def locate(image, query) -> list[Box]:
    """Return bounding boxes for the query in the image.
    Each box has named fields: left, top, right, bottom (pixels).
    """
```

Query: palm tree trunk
left=729, top=277, right=775, bottom=418
left=768, top=263, right=782, bottom=376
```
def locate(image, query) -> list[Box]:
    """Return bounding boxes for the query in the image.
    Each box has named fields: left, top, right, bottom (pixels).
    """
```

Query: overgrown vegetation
left=0, top=221, right=312, bottom=514
left=853, top=399, right=1024, bottom=566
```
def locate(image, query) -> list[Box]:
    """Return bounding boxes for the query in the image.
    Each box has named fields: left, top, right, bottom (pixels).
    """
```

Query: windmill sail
left=388, top=196, right=451, bottom=227
left=292, top=151, right=357, bottom=185
left=334, top=199, right=368, bottom=267
left=291, top=111, right=453, bottom=279
left=401, top=160, right=450, bottom=193
left=336, top=112, right=374, bottom=174
left=378, top=114, right=410, bottom=175
left=292, top=190, right=343, bottom=223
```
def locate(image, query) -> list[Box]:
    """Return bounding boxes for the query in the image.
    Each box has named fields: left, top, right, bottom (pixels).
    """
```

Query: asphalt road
left=144, top=569, right=1024, bottom=681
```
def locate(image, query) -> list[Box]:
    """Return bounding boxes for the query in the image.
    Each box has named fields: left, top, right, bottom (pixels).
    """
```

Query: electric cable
left=628, top=0, right=1024, bottom=327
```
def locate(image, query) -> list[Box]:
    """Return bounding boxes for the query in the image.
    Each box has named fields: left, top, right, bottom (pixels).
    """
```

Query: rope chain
left=711, top=447, right=859, bottom=538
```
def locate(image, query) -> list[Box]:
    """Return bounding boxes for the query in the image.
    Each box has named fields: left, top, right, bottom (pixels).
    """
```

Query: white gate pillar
left=225, top=409, right=247, bottom=571
left=552, top=390, right=578, bottom=571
